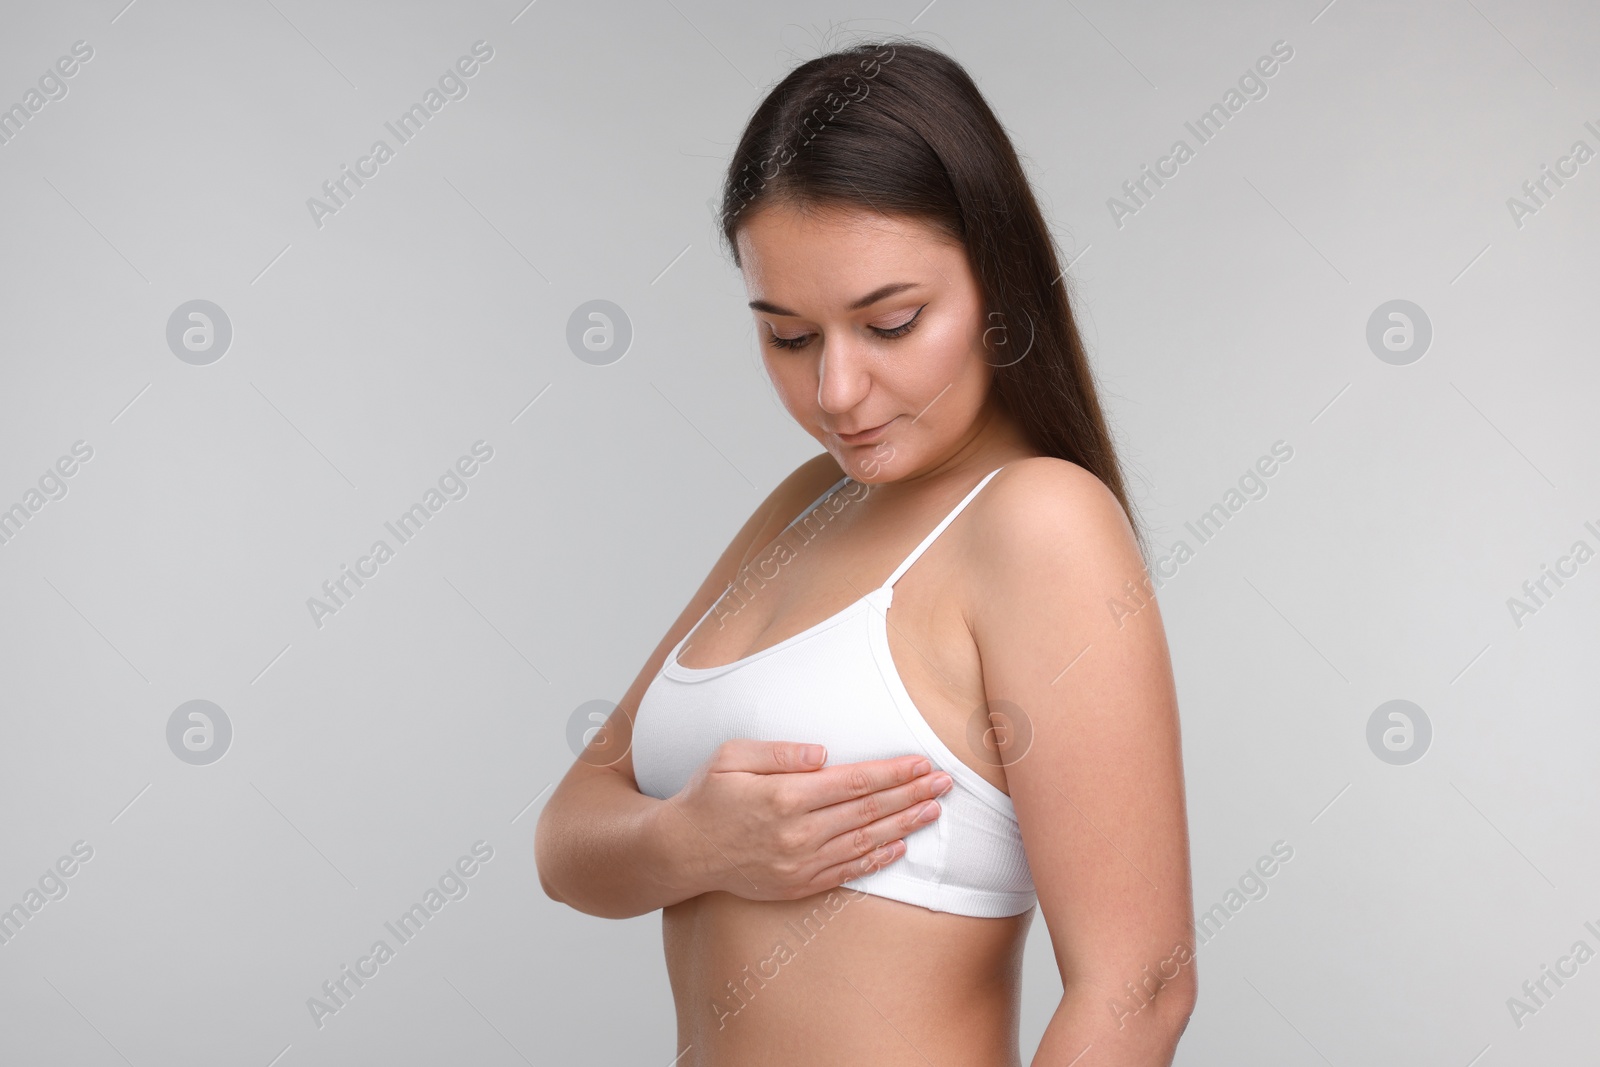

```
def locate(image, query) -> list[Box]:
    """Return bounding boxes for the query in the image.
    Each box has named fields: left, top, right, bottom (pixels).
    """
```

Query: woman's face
left=735, top=202, right=1000, bottom=483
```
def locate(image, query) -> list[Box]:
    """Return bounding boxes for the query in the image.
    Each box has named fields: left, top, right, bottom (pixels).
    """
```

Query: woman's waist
left=663, top=886, right=1030, bottom=1011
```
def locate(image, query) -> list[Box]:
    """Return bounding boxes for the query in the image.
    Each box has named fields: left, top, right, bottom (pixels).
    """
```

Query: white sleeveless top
left=632, top=467, right=1036, bottom=918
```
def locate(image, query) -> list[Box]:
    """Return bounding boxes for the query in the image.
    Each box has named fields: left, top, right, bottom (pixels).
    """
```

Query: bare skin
left=537, top=202, right=1195, bottom=1066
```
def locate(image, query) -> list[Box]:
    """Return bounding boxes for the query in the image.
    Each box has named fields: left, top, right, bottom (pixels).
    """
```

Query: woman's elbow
left=1091, top=950, right=1198, bottom=1040
left=533, top=809, right=632, bottom=918
left=1149, top=964, right=1198, bottom=1048
left=538, top=867, right=567, bottom=905
left=1163, top=975, right=1198, bottom=1035
left=533, top=807, right=570, bottom=905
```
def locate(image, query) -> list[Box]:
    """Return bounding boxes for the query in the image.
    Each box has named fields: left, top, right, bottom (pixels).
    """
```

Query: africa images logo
left=306, top=41, right=495, bottom=229
left=306, top=440, right=495, bottom=629
left=306, top=841, right=494, bottom=1029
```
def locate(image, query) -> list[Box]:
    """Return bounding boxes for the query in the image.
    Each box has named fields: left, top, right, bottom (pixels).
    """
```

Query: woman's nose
left=815, top=336, right=872, bottom=413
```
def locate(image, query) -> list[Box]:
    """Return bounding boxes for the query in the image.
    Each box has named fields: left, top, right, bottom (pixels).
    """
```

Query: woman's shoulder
left=774, top=452, right=851, bottom=520
left=791, top=450, right=850, bottom=495
left=731, top=452, right=850, bottom=570
left=968, top=456, right=1138, bottom=570
left=960, top=456, right=1151, bottom=655
left=984, top=455, right=1119, bottom=510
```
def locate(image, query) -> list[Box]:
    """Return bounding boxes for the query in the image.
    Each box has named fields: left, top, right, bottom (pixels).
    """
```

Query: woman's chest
left=631, top=584, right=1003, bottom=801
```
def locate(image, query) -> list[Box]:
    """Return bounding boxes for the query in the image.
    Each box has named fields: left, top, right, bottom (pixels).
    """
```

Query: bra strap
left=783, top=474, right=852, bottom=533
left=677, top=473, right=853, bottom=648
left=882, top=467, right=1006, bottom=589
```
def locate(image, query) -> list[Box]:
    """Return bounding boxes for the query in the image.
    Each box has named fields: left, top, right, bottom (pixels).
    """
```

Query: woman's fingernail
left=916, top=800, right=940, bottom=822
left=912, top=759, right=932, bottom=776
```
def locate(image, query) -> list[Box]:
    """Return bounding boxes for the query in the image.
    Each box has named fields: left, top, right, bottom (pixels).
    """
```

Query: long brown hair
left=717, top=39, right=1146, bottom=555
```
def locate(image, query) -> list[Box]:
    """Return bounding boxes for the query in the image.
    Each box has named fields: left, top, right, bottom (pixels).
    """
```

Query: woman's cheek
left=765, top=361, right=815, bottom=421
left=906, top=316, right=972, bottom=382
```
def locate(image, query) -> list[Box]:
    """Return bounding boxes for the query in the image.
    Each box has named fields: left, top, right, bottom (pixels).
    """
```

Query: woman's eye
left=872, top=304, right=926, bottom=339
left=764, top=304, right=926, bottom=351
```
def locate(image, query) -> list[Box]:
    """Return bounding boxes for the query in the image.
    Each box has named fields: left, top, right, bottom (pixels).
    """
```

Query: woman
left=536, top=40, right=1195, bottom=1066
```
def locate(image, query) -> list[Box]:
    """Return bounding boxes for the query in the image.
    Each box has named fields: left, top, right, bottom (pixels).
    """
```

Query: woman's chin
left=828, top=450, right=892, bottom=482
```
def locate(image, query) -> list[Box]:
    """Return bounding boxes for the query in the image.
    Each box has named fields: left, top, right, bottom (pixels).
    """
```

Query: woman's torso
left=663, top=887, right=1032, bottom=1065
left=634, top=462, right=1036, bottom=1065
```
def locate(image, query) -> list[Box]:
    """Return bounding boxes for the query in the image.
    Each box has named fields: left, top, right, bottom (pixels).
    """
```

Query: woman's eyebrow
left=749, top=281, right=921, bottom=317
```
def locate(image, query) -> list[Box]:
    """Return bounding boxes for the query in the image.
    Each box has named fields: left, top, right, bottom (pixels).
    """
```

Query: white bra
left=631, top=467, right=1035, bottom=918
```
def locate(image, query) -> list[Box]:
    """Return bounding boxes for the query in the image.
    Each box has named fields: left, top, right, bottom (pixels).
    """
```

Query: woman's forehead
left=737, top=207, right=965, bottom=299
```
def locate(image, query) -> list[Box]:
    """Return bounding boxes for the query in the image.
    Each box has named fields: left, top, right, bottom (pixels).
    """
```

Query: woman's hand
left=662, top=739, right=954, bottom=901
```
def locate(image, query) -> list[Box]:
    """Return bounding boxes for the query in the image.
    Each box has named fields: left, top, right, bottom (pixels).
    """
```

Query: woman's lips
left=835, top=416, right=897, bottom=444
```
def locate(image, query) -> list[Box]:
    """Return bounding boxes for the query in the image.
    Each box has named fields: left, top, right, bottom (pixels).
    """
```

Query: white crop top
left=632, top=467, right=1036, bottom=918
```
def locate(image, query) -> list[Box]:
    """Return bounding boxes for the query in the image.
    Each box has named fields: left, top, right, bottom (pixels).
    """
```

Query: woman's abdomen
left=662, top=887, right=1032, bottom=1067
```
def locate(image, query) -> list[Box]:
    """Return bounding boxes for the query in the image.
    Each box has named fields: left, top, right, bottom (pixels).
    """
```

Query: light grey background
left=1, top=0, right=1596, bottom=1064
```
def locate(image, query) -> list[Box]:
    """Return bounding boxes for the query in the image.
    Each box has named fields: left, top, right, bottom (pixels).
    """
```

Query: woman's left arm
left=971, top=459, right=1196, bottom=1067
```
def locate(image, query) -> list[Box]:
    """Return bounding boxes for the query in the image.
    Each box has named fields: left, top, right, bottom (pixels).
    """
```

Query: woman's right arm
left=534, top=456, right=952, bottom=919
